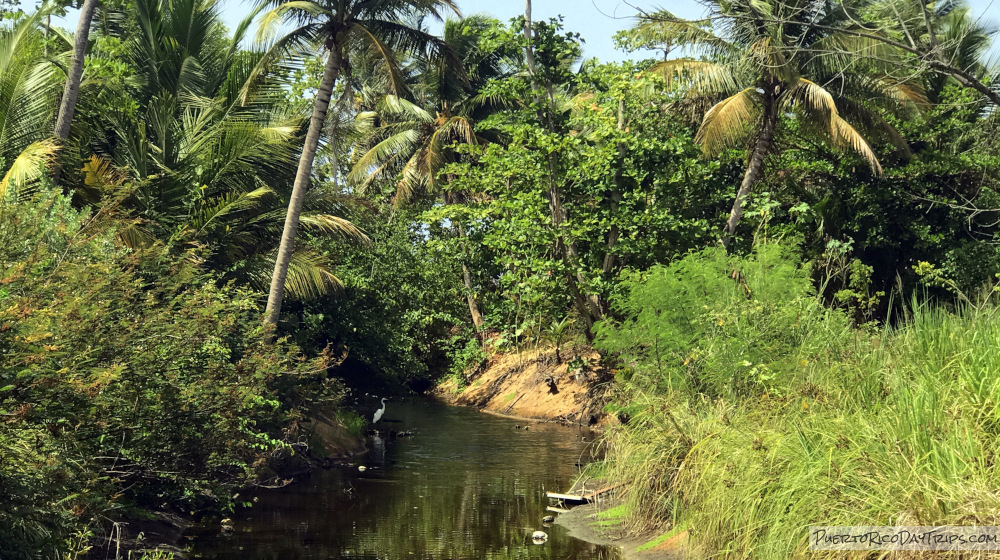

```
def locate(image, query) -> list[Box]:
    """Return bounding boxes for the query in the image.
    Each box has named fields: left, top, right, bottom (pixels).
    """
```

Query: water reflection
left=189, top=399, right=619, bottom=559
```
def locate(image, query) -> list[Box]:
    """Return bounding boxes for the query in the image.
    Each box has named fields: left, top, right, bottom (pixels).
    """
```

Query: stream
left=187, top=398, right=621, bottom=559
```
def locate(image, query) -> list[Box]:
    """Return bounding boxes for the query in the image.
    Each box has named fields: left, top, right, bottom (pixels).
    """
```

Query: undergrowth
left=593, top=240, right=1000, bottom=558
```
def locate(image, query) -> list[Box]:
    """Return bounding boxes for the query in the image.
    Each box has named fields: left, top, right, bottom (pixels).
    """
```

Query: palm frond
left=377, top=94, right=434, bottom=121
left=648, top=58, right=738, bottom=95
left=351, top=22, right=410, bottom=98
left=695, top=88, right=762, bottom=156
left=297, top=213, right=370, bottom=243
left=831, top=115, right=882, bottom=174
left=348, top=128, right=421, bottom=188
left=626, top=9, right=735, bottom=56
left=782, top=79, right=882, bottom=173
left=0, top=139, right=58, bottom=201
left=182, top=186, right=273, bottom=238
left=255, top=0, right=330, bottom=43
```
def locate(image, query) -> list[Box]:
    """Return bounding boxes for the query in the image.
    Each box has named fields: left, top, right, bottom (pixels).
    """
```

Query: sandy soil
left=435, top=345, right=614, bottom=425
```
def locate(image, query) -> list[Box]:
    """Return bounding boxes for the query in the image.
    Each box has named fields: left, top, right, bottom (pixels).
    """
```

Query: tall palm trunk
left=52, top=0, right=99, bottom=183
left=523, top=0, right=536, bottom=81
left=264, top=44, right=342, bottom=331
left=721, top=88, right=778, bottom=248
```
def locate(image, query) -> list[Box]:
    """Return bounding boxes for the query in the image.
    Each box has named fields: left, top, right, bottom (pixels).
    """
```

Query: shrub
left=0, top=192, right=338, bottom=557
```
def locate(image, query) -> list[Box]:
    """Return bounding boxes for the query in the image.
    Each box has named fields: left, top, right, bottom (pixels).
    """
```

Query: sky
left=54, top=0, right=1000, bottom=62
left=435, top=0, right=999, bottom=62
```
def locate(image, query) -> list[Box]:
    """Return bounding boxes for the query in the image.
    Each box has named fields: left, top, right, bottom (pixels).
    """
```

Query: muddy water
left=188, top=398, right=620, bottom=559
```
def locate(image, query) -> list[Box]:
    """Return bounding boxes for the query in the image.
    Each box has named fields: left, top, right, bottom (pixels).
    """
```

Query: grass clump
left=594, top=240, right=1000, bottom=558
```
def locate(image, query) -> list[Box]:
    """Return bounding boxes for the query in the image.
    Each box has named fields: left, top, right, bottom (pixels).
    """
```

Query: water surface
left=188, top=398, right=620, bottom=559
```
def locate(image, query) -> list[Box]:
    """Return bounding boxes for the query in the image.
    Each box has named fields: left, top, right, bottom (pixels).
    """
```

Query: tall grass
left=594, top=241, right=1000, bottom=558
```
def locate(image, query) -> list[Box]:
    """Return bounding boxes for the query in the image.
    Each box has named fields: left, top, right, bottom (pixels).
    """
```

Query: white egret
left=372, top=398, right=387, bottom=424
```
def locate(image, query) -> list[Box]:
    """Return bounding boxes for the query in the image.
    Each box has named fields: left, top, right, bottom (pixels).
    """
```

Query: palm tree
left=347, top=15, right=513, bottom=332
left=872, top=0, right=996, bottom=105
left=858, top=0, right=1000, bottom=109
left=0, top=11, right=64, bottom=200
left=74, top=0, right=367, bottom=297
left=52, top=0, right=98, bottom=155
left=257, top=0, right=459, bottom=329
left=629, top=0, right=924, bottom=246
left=348, top=15, right=511, bottom=203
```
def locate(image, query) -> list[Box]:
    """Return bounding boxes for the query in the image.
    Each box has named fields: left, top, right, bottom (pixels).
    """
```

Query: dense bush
left=594, top=241, right=1000, bottom=557
left=0, top=193, right=337, bottom=557
left=286, top=209, right=473, bottom=386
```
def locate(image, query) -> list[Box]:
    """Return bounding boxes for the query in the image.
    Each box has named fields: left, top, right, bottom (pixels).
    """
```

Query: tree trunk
left=442, top=191, right=485, bottom=333
left=264, top=45, right=342, bottom=331
left=52, top=0, right=99, bottom=184
left=602, top=97, right=626, bottom=277
left=461, top=262, right=484, bottom=330
left=523, top=0, right=537, bottom=80
left=721, top=90, right=778, bottom=248
left=329, top=105, right=340, bottom=191
left=523, top=0, right=601, bottom=338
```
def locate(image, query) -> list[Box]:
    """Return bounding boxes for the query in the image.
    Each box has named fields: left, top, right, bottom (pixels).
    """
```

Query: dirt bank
left=435, top=345, right=614, bottom=425
left=556, top=503, right=687, bottom=560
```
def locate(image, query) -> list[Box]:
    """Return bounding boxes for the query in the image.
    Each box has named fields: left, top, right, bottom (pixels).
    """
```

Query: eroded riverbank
left=435, top=346, right=615, bottom=426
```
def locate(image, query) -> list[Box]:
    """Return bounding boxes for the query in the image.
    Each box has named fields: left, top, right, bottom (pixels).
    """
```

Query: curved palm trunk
left=264, top=45, right=343, bottom=331
left=721, top=92, right=778, bottom=248
left=52, top=0, right=99, bottom=183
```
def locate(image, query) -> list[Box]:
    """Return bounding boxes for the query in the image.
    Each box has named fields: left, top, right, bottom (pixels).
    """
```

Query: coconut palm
left=885, top=0, right=996, bottom=105
left=347, top=15, right=513, bottom=331
left=630, top=0, right=925, bottom=246
left=75, top=0, right=366, bottom=297
left=257, top=0, right=460, bottom=329
left=0, top=11, right=65, bottom=200
left=859, top=1, right=997, bottom=102
left=347, top=15, right=514, bottom=203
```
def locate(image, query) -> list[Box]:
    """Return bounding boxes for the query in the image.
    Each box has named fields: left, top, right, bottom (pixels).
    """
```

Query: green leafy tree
left=0, top=190, right=338, bottom=558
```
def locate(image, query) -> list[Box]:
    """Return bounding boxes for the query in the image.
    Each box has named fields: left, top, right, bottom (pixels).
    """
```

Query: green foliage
left=1, top=1, right=1000, bottom=556
left=288, top=209, right=471, bottom=385
left=0, top=192, right=338, bottom=558
left=438, top=64, right=733, bottom=334
left=334, top=409, right=365, bottom=439
left=598, top=241, right=847, bottom=398
left=593, top=241, right=1000, bottom=557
